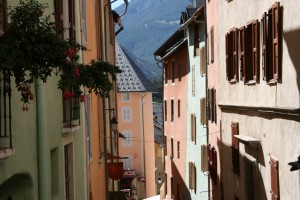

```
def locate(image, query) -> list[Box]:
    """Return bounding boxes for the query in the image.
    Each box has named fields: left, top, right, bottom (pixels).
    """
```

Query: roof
left=116, top=42, right=156, bottom=93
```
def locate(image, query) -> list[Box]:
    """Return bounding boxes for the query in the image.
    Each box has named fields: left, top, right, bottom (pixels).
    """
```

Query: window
left=244, top=156, right=256, bottom=200
left=191, top=114, right=196, bottom=143
left=208, top=145, right=217, bottom=184
left=200, top=97, right=206, bottom=126
left=188, top=162, right=196, bottom=192
left=192, top=65, right=195, bottom=96
left=171, top=61, right=175, bottom=83
left=194, top=23, right=199, bottom=56
left=122, top=93, right=131, bottom=102
left=164, top=135, right=167, bottom=156
left=64, top=143, right=74, bottom=200
left=270, top=156, right=279, bottom=200
left=122, top=131, right=132, bottom=146
left=171, top=99, right=174, bottom=122
left=231, top=122, right=240, bottom=175
left=123, top=155, right=133, bottom=169
left=177, top=141, right=180, bottom=159
left=226, top=28, right=239, bottom=82
left=164, top=100, right=167, bottom=122
left=0, top=70, right=12, bottom=150
left=240, top=20, right=260, bottom=83
left=177, top=100, right=181, bottom=118
left=171, top=138, right=174, bottom=159
left=178, top=64, right=182, bottom=81
left=210, top=26, right=214, bottom=63
left=0, top=0, right=7, bottom=35
left=262, top=2, right=281, bottom=83
left=63, top=96, right=80, bottom=127
left=200, top=46, right=206, bottom=76
left=122, top=107, right=132, bottom=122
left=164, top=64, right=168, bottom=84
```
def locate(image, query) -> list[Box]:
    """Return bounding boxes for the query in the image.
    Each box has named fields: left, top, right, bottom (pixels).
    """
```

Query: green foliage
left=0, top=0, right=121, bottom=108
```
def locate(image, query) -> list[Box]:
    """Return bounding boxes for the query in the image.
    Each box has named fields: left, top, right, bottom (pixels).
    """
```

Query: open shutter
left=206, top=89, right=211, bottom=121
left=208, top=145, right=213, bottom=177
left=240, top=26, right=246, bottom=81
left=252, top=19, right=260, bottom=81
left=225, top=33, right=229, bottom=80
left=200, top=98, right=206, bottom=126
left=233, top=28, right=239, bottom=81
left=231, top=122, right=240, bottom=175
left=68, top=0, right=76, bottom=40
left=270, top=156, right=279, bottom=200
left=272, top=2, right=281, bottom=80
left=211, top=89, right=215, bottom=123
left=262, top=12, right=268, bottom=81
left=201, top=145, right=208, bottom=172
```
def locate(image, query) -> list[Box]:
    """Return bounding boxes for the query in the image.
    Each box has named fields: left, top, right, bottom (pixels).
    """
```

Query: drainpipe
left=140, top=92, right=147, bottom=198
left=36, top=78, right=50, bottom=200
left=204, top=2, right=211, bottom=200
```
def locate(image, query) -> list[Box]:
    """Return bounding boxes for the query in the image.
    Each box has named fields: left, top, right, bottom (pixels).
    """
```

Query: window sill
left=267, top=79, right=278, bottom=85
left=245, top=80, right=256, bottom=85
left=0, top=147, right=15, bottom=160
left=62, top=122, right=81, bottom=135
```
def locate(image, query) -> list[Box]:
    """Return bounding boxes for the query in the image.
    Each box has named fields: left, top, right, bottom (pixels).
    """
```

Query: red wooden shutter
left=233, top=28, right=239, bottom=81
left=240, top=26, right=246, bottom=81
left=272, top=2, right=281, bottom=80
left=268, top=7, right=273, bottom=81
left=270, top=156, right=280, bottom=200
left=262, top=12, right=267, bottom=81
left=252, top=19, right=260, bottom=81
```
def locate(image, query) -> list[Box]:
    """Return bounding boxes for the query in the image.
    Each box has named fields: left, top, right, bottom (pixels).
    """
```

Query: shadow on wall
left=217, top=137, right=268, bottom=200
left=0, top=173, right=33, bottom=200
left=171, top=160, right=191, bottom=200
left=283, top=28, right=300, bottom=105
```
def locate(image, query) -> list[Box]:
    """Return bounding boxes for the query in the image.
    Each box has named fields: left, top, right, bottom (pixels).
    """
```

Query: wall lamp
left=106, top=108, right=118, bottom=131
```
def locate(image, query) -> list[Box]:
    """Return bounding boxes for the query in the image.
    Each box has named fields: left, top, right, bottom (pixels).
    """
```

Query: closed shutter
left=200, top=98, right=206, bottom=126
left=272, top=2, right=281, bottom=80
left=267, top=7, right=273, bottom=81
left=252, top=19, right=260, bottom=81
left=262, top=12, right=268, bottom=81
left=240, top=26, right=246, bottom=81
left=191, top=114, right=196, bottom=143
left=270, top=156, right=280, bottom=200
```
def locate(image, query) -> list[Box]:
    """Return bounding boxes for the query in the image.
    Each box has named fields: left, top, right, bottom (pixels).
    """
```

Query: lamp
left=110, top=116, right=118, bottom=131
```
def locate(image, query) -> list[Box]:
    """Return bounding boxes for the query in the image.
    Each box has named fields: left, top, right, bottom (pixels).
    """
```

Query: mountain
left=115, top=0, right=192, bottom=81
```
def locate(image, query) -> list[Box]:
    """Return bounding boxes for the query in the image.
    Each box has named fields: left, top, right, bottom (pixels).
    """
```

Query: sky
left=111, top=0, right=126, bottom=9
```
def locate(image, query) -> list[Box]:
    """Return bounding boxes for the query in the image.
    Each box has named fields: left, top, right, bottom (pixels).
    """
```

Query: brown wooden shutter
left=211, top=26, right=214, bottom=63
left=214, top=89, right=217, bottom=123
left=272, top=2, right=281, bottom=81
left=262, top=12, right=268, bottom=81
left=68, top=0, right=76, bottom=40
left=201, top=145, right=208, bottom=172
left=208, top=145, right=213, bottom=177
left=225, top=33, right=229, bottom=80
left=206, top=89, right=211, bottom=121
left=252, top=19, right=260, bottom=81
left=240, top=26, right=246, bottom=81
left=270, top=156, right=280, bottom=200
left=231, top=122, right=240, bottom=175
left=267, top=7, right=273, bottom=81
left=211, top=89, right=215, bottom=123
left=233, top=28, right=239, bottom=81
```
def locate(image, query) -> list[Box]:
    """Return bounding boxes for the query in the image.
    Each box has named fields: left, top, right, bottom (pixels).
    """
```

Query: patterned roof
left=116, top=42, right=156, bottom=93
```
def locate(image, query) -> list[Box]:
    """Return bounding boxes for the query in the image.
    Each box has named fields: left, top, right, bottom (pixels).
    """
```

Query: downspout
left=36, top=78, right=50, bottom=200
left=204, top=2, right=210, bottom=200
left=140, top=92, right=147, bottom=198
left=102, top=97, right=109, bottom=200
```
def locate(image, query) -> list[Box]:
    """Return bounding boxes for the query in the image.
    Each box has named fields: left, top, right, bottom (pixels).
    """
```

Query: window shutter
left=233, top=28, right=239, bottom=81
left=240, top=26, right=246, bottom=81
left=201, top=145, right=208, bottom=172
left=0, top=0, right=7, bottom=34
left=210, top=26, right=214, bottom=63
left=192, top=65, right=195, bottom=96
left=211, top=89, right=215, bottom=123
left=214, top=89, right=217, bottom=123
left=267, top=7, right=273, bottom=81
left=272, top=2, right=281, bottom=81
left=208, top=144, right=213, bottom=176
left=191, top=114, right=196, bottom=143
left=252, top=19, right=260, bottom=81
left=206, top=89, right=211, bottom=121
left=262, top=12, right=267, bottom=80
left=231, top=122, right=240, bottom=175
left=270, top=156, right=280, bottom=200
left=200, top=98, right=206, bottom=126
left=209, top=89, right=213, bottom=121
left=68, top=0, right=76, bottom=39
left=225, top=33, right=229, bottom=80
left=164, top=100, right=167, bottom=122
left=194, top=23, right=199, bottom=56
left=171, top=138, right=174, bottom=159
left=212, top=147, right=217, bottom=184
left=200, top=46, right=206, bottom=76
left=164, top=64, right=168, bottom=84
